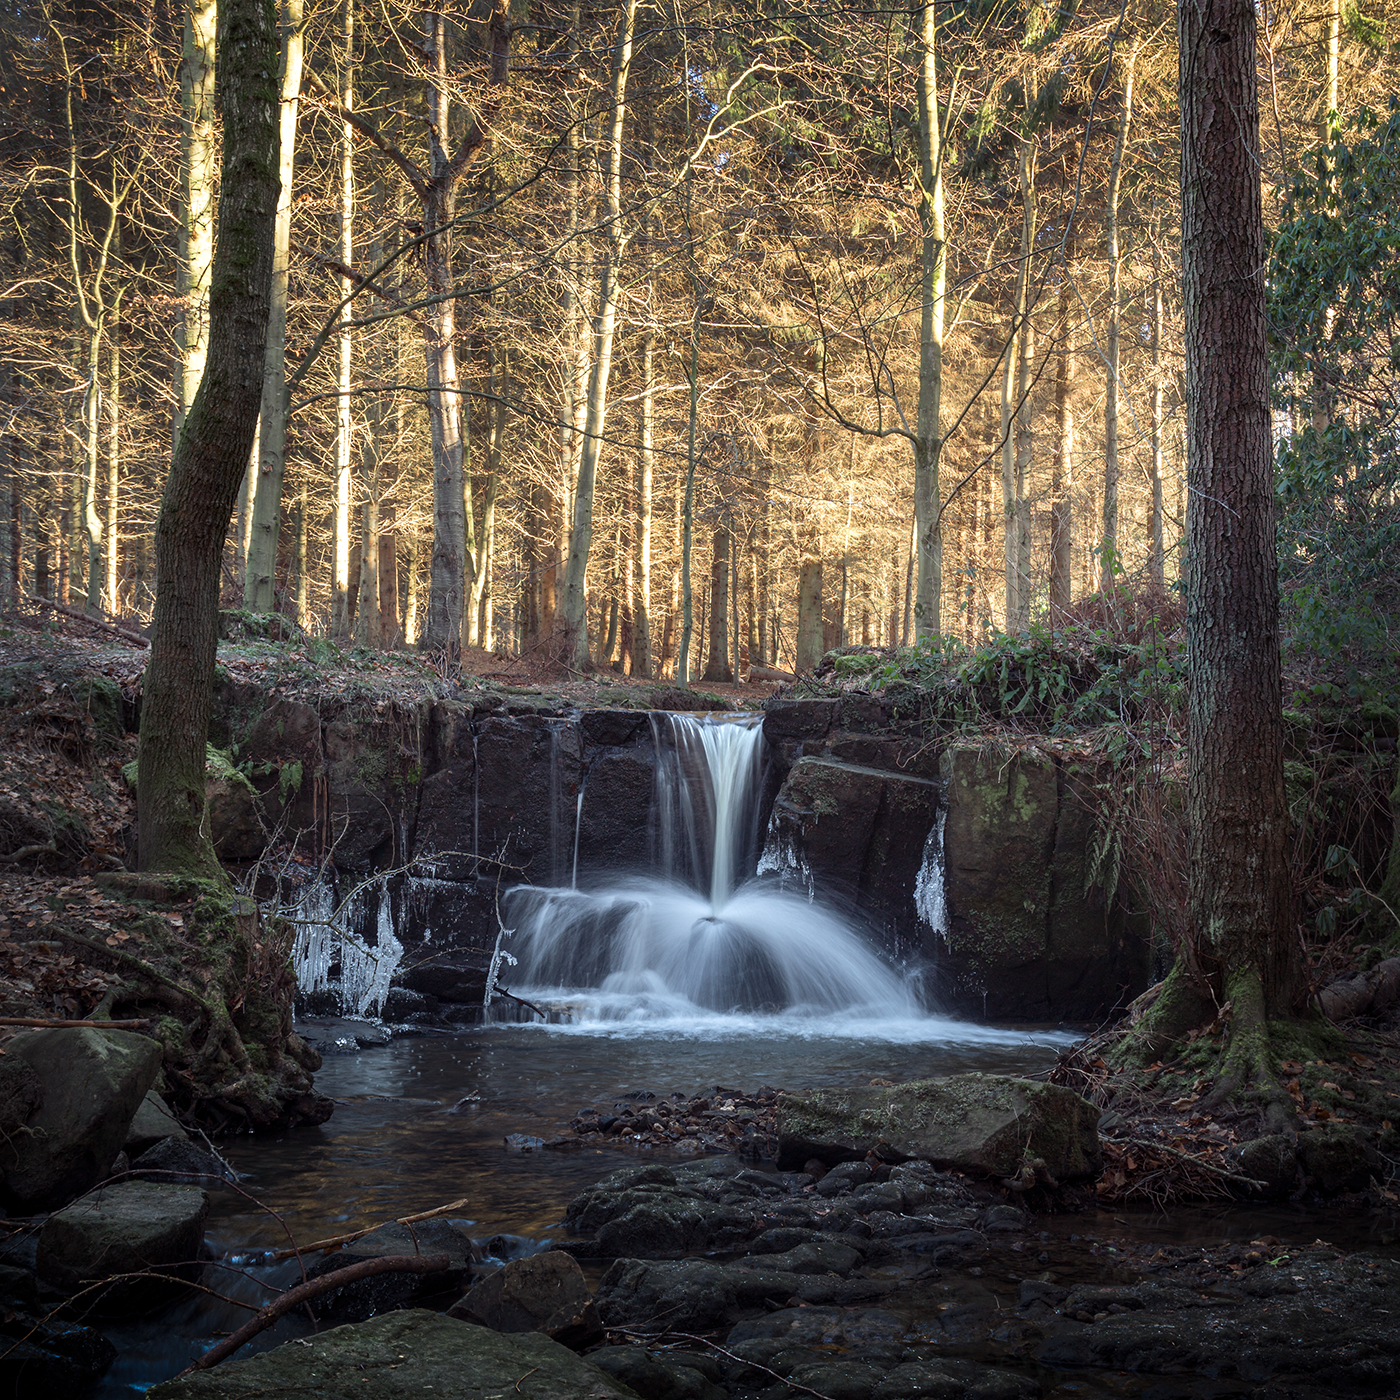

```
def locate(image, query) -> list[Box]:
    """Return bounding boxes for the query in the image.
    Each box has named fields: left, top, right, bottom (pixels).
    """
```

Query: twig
left=269, top=1197, right=470, bottom=1261
left=493, top=985, right=548, bottom=1020
left=1106, top=1134, right=1267, bottom=1189
left=0, top=843, right=58, bottom=864
left=179, top=1253, right=452, bottom=1373
left=611, top=1327, right=837, bottom=1400
left=0, top=1016, right=151, bottom=1029
left=16, top=593, right=149, bottom=647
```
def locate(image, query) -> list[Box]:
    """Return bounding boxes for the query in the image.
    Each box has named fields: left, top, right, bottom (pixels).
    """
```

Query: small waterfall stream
left=499, top=713, right=924, bottom=1025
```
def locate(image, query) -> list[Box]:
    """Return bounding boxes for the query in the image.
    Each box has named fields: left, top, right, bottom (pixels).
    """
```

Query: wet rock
left=0, top=1312, right=115, bottom=1393
left=581, top=709, right=649, bottom=747
left=0, top=1027, right=162, bottom=1212
left=776, top=1073, right=1101, bottom=1182
left=395, top=952, right=489, bottom=1004
left=124, top=1091, right=187, bottom=1158
left=1296, top=1124, right=1378, bottom=1194
left=762, top=698, right=839, bottom=740
left=304, top=1220, right=479, bottom=1322
left=574, top=746, right=657, bottom=878
left=937, top=741, right=1151, bottom=1020
left=147, top=1310, right=637, bottom=1400
left=0, top=1055, right=44, bottom=1134
left=381, top=987, right=441, bottom=1022
left=295, top=1016, right=392, bottom=1052
left=594, top=1258, right=803, bottom=1332
left=130, top=1137, right=233, bottom=1188
left=762, top=756, right=938, bottom=959
left=587, top=1345, right=727, bottom=1400
left=1234, top=1133, right=1298, bottom=1199
left=734, top=1239, right=863, bottom=1276
left=36, top=1180, right=208, bottom=1302
left=448, top=1251, right=602, bottom=1348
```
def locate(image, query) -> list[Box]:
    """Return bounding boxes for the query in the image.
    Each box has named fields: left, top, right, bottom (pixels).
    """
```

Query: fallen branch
left=493, top=985, right=548, bottom=1020
left=0, top=843, right=58, bottom=864
left=269, top=1197, right=470, bottom=1261
left=18, top=593, right=149, bottom=647
left=0, top=1016, right=151, bottom=1030
left=1105, top=1134, right=1267, bottom=1190
left=180, top=1252, right=452, bottom=1373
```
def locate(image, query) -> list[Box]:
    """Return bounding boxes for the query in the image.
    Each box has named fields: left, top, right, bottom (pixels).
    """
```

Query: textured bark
left=1101, top=47, right=1136, bottom=588
left=702, top=525, right=732, bottom=682
left=331, top=0, right=355, bottom=639
left=795, top=545, right=823, bottom=674
left=244, top=0, right=304, bottom=613
left=175, top=0, right=217, bottom=445
left=1180, top=0, right=1297, bottom=1014
left=138, top=0, right=278, bottom=877
left=1050, top=235, right=1075, bottom=617
left=633, top=330, right=654, bottom=676
left=559, top=0, right=639, bottom=669
left=1149, top=208, right=1166, bottom=588
left=912, top=0, right=945, bottom=639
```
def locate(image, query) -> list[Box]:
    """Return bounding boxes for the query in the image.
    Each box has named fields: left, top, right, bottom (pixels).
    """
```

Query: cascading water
left=499, top=713, right=924, bottom=1026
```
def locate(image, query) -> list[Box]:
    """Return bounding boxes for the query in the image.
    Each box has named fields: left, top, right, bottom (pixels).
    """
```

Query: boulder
left=594, top=1258, right=803, bottom=1332
left=206, top=775, right=264, bottom=861
left=587, top=1345, right=726, bottom=1400
left=1234, top=1134, right=1298, bottom=1199
left=0, top=1056, right=44, bottom=1134
left=124, top=1091, right=187, bottom=1159
left=146, top=1311, right=637, bottom=1400
left=776, top=1073, right=1101, bottom=1182
left=760, top=757, right=939, bottom=958
left=448, top=1250, right=602, bottom=1348
left=304, top=1219, right=479, bottom=1322
left=36, top=1180, right=208, bottom=1297
left=130, top=1138, right=232, bottom=1188
left=762, top=698, right=839, bottom=740
left=0, top=1313, right=115, bottom=1393
left=0, top=1027, right=162, bottom=1212
left=1296, top=1125, right=1378, bottom=1194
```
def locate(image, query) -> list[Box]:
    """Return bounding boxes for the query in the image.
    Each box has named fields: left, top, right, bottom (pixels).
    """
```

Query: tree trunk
left=294, top=481, right=309, bottom=628
left=175, top=0, right=217, bottom=447
left=378, top=504, right=400, bottom=647
left=331, top=0, right=356, bottom=638
left=702, top=524, right=732, bottom=682
left=796, top=529, right=823, bottom=673
left=244, top=0, right=303, bottom=613
left=559, top=0, right=638, bottom=669
left=1178, top=0, right=1297, bottom=1066
left=633, top=330, right=654, bottom=677
left=1050, top=234, right=1075, bottom=617
left=1149, top=205, right=1166, bottom=588
left=104, top=315, right=119, bottom=611
left=468, top=344, right=506, bottom=642
left=137, top=0, right=278, bottom=877
left=913, top=0, right=945, bottom=639
left=1102, top=46, right=1137, bottom=589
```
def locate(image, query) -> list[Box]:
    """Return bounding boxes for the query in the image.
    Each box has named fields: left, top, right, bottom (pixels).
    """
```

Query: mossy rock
left=776, top=1073, right=1101, bottom=1182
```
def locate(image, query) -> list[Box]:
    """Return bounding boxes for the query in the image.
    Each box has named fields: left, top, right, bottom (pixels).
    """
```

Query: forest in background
left=2, top=0, right=1398, bottom=683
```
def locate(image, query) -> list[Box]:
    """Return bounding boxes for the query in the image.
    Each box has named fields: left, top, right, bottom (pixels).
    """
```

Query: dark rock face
left=935, top=743, right=1151, bottom=1019
left=0, top=1027, right=162, bottom=1212
left=762, top=757, right=938, bottom=958
left=448, top=1251, right=602, bottom=1348
left=0, top=1312, right=115, bottom=1394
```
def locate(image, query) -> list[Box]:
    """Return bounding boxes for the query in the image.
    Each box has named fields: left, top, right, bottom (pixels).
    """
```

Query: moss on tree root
left=80, top=876, right=329, bottom=1134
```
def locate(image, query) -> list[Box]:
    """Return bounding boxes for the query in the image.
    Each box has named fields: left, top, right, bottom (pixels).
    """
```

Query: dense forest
left=4, top=0, right=1396, bottom=683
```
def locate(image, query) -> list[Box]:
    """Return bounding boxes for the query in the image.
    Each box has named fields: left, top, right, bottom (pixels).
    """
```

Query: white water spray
left=502, top=712, right=923, bottom=1024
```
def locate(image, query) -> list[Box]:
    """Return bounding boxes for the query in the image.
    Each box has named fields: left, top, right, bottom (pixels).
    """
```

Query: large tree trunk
left=633, top=330, right=654, bottom=676
left=1174, top=0, right=1297, bottom=1086
left=1149, top=204, right=1166, bottom=588
left=175, top=0, right=217, bottom=447
left=912, top=0, right=945, bottom=639
left=1102, top=46, right=1137, bottom=589
left=243, top=0, right=304, bottom=613
left=137, top=0, right=278, bottom=877
left=795, top=524, right=823, bottom=673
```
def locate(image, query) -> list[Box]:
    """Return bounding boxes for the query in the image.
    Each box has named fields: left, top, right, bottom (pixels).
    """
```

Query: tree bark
left=559, top=0, right=639, bottom=670
left=244, top=0, right=303, bottom=614
left=795, top=528, right=823, bottom=673
left=633, top=330, right=655, bottom=677
left=175, top=0, right=217, bottom=448
left=137, top=0, right=278, bottom=877
left=1179, top=0, right=1297, bottom=1032
left=702, top=524, right=732, bottom=682
left=1050, top=233, right=1075, bottom=617
left=1102, top=45, right=1137, bottom=589
left=331, top=0, right=355, bottom=638
left=912, top=0, right=945, bottom=639
left=1149, top=205, right=1166, bottom=588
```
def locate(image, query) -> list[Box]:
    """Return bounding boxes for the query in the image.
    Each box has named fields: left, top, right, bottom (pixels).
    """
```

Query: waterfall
left=501, top=711, right=921, bottom=1022
left=914, top=807, right=949, bottom=941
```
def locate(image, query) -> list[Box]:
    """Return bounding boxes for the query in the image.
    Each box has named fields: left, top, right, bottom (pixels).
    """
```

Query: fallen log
left=180, top=1252, right=451, bottom=1373
left=18, top=593, right=149, bottom=647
